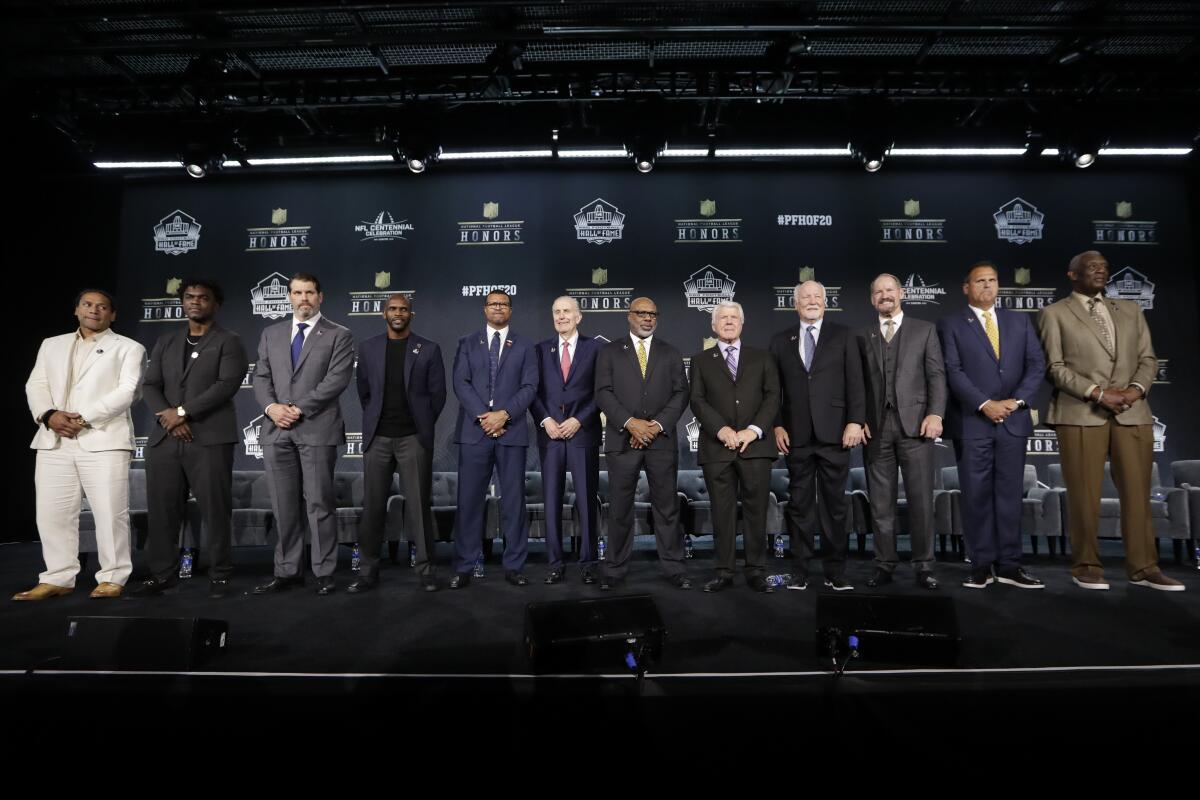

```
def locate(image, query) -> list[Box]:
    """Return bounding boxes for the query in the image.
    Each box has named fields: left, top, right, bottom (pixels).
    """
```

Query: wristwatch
left=176, top=406, right=187, bottom=418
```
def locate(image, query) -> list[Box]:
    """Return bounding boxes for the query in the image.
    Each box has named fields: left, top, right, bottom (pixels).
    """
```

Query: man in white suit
left=17, top=289, right=145, bottom=600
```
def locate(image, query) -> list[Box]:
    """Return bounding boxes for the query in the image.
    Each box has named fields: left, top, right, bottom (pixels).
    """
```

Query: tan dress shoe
left=12, top=583, right=73, bottom=601
left=89, top=582, right=124, bottom=599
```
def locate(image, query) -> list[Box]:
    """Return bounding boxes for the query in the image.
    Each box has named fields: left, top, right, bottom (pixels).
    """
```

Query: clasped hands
left=718, top=425, right=759, bottom=453
left=626, top=418, right=660, bottom=449
left=544, top=417, right=581, bottom=440
left=1093, top=386, right=1142, bottom=415
left=155, top=407, right=195, bottom=442
left=478, top=409, right=509, bottom=438
left=47, top=411, right=88, bottom=439
left=981, top=398, right=1021, bottom=424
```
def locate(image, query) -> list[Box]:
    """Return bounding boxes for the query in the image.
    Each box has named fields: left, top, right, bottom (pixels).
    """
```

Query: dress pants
left=454, top=439, right=528, bottom=573
left=539, top=441, right=600, bottom=569
left=785, top=440, right=851, bottom=579
left=866, top=407, right=936, bottom=572
left=35, top=437, right=133, bottom=587
left=263, top=439, right=340, bottom=578
left=1056, top=421, right=1157, bottom=578
left=360, top=433, right=435, bottom=579
left=953, top=429, right=1026, bottom=572
left=145, top=439, right=235, bottom=581
left=703, top=457, right=771, bottom=578
left=603, top=447, right=687, bottom=579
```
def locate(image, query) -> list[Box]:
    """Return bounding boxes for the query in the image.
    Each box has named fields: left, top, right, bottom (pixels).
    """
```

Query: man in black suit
left=133, top=279, right=248, bottom=599
left=594, top=296, right=691, bottom=590
left=691, top=301, right=780, bottom=593
left=770, top=281, right=866, bottom=592
left=856, top=273, right=947, bottom=590
left=350, top=293, right=446, bottom=593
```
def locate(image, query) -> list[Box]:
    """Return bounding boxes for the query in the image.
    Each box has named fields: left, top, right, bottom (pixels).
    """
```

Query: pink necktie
left=561, top=341, right=571, bottom=382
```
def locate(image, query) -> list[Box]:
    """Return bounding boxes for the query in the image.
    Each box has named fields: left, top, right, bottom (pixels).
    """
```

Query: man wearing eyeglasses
left=594, top=296, right=691, bottom=590
left=450, top=290, right=538, bottom=588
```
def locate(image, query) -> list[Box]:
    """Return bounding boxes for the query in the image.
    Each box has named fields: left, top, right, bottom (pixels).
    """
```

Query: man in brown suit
left=1036, top=250, right=1183, bottom=591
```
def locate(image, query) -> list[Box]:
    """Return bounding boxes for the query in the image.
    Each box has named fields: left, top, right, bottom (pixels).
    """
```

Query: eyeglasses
left=485, top=302, right=511, bottom=309
left=631, top=310, right=659, bottom=319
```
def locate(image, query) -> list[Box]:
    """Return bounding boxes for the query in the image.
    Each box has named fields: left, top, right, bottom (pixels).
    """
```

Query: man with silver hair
left=691, top=300, right=780, bottom=593
left=770, top=281, right=866, bottom=591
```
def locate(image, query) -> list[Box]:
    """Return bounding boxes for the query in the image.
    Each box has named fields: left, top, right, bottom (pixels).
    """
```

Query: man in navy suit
left=450, top=290, right=538, bottom=588
left=937, top=262, right=1046, bottom=589
left=531, top=296, right=602, bottom=585
left=351, top=293, right=446, bottom=593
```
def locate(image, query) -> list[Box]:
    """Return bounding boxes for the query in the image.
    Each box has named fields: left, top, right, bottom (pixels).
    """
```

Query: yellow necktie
left=983, top=310, right=1000, bottom=359
left=637, top=339, right=648, bottom=378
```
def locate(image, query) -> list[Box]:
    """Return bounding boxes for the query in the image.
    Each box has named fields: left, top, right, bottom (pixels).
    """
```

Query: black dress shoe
left=747, top=575, right=774, bottom=593
left=346, top=577, right=377, bottom=593
left=703, top=576, right=734, bottom=593
left=544, top=569, right=565, bottom=585
left=129, top=576, right=178, bottom=596
left=251, top=576, right=303, bottom=594
left=208, top=579, right=231, bottom=599
left=865, top=568, right=894, bottom=588
left=668, top=574, right=692, bottom=590
left=823, top=577, right=854, bottom=592
left=916, top=572, right=939, bottom=590
left=581, top=567, right=597, bottom=585
left=996, top=566, right=1044, bottom=590
left=962, top=569, right=993, bottom=589
left=316, top=576, right=336, bottom=595
left=505, top=571, right=529, bottom=587
left=449, top=573, right=471, bottom=589
left=786, top=575, right=809, bottom=591
left=420, top=576, right=439, bottom=593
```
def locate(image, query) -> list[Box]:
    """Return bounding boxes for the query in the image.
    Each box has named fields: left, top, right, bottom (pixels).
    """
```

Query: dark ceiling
left=4, top=1, right=1199, bottom=170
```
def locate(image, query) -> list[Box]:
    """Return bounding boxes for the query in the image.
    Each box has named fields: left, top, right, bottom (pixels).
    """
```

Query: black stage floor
left=4, top=540, right=1200, bottom=757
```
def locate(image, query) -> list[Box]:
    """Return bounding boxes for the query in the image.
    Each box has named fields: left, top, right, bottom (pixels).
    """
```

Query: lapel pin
left=191, top=351, right=199, bottom=359
left=505, top=339, right=513, bottom=348
left=790, top=334, right=797, bottom=342
left=412, top=348, right=419, bottom=354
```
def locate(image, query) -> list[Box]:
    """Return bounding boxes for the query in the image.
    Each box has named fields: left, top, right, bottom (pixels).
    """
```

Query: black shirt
left=377, top=338, right=417, bottom=438
left=184, top=332, right=205, bottom=372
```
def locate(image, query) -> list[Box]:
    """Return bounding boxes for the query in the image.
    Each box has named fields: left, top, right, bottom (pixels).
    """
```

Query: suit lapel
left=1064, top=297, right=1115, bottom=358
left=181, top=326, right=219, bottom=380
left=964, top=308, right=998, bottom=364
left=624, top=337, right=646, bottom=380
left=404, top=336, right=422, bottom=390
left=292, top=318, right=323, bottom=373
left=73, top=332, right=111, bottom=384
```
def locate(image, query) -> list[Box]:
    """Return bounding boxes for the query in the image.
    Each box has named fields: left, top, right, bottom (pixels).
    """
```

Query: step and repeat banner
left=115, top=167, right=1197, bottom=479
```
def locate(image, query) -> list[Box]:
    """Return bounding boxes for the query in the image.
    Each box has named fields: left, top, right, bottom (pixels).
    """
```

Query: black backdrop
left=112, top=165, right=1198, bottom=480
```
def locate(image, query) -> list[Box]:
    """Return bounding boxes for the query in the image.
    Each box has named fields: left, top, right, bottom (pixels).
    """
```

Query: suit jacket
left=856, top=316, right=948, bottom=438
left=937, top=307, right=1045, bottom=440
left=689, top=343, right=780, bottom=464
left=26, top=329, right=145, bottom=452
left=769, top=320, right=866, bottom=445
left=142, top=324, right=248, bottom=446
left=595, top=336, right=690, bottom=454
left=252, top=316, right=355, bottom=446
left=356, top=332, right=446, bottom=453
left=452, top=328, right=538, bottom=446
left=1036, top=294, right=1157, bottom=426
left=530, top=334, right=602, bottom=449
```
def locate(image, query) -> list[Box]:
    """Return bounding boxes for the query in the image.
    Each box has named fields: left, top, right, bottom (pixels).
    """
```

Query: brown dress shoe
left=1130, top=567, right=1185, bottom=592
left=89, top=582, right=123, bottom=599
left=12, top=583, right=73, bottom=601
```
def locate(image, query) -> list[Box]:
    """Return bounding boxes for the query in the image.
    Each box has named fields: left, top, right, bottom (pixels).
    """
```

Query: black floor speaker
left=524, top=595, right=665, bottom=674
left=815, top=593, right=960, bottom=668
left=63, top=616, right=228, bottom=670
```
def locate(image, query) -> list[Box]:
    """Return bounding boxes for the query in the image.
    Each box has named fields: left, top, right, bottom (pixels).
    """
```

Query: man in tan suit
left=1037, top=251, right=1183, bottom=591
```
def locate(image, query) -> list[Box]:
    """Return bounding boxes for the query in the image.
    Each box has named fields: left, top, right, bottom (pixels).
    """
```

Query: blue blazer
left=356, top=332, right=446, bottom=453
left=452, top=329, right=538, bottom=446
left=937, top=306, right=1045, bottom=439
left=530, top=334, right=602, bottom=449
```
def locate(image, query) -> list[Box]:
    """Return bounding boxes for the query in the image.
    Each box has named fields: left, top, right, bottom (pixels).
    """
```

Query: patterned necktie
left=290, top=322, right=308, bottom=369
left=560, top=340, right=571, bottom=382
left=725, top=345, right=738, bottom=380
left=1088, top=298, right=1113, bottom=352
left=802, top=325, right=816, bottom=371
left=637, top=338, right=647, bottom=379
left=489, top=331, right=501, bottom=399
left=983, top=310, right=1000, bottom=359
left=884, top=319, right=895, bottom=342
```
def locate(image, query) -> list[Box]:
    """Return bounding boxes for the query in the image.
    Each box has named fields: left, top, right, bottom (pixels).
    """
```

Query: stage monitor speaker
left=524, top=595, right=665, bottom=674
left=815, top=593, right=959, bottom=668
left=63, top=616, right=228, bottom=671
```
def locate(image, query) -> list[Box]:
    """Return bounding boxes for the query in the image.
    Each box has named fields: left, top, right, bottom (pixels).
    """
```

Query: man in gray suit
left=855, top=273, right=947, bottom=590
left=251, top=272, right=354, bottom=595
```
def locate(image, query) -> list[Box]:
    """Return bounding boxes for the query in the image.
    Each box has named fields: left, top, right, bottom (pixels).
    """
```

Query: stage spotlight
left=635, top=155, right=654, bottom=173
left=1073, top=150, right=1096, bottom=168
left=1063, top=132, right=1107, bottom=169
left=407, top=156, right=426, bottom=174
left=181, top=149, right=226, bottom=179
left=851, top=135, right=891, bottom=173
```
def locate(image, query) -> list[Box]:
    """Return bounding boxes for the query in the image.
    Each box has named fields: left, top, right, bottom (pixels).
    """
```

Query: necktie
left=290, top=322, right=308, bottom=369
left=884, top=319, right=895, bottom=342
left=561, top=340, right=571, bottom=382
left=637, top=339, right=647, bottom=379
left=725, top=345, right=738, bottom=380
left=1088, top=298, right=1113, bottom=353
left=802, top=325, right=816, bottom=371
left=983, top=310, right=1000, bottom=359
left=489, top=331, right=501, bottom=399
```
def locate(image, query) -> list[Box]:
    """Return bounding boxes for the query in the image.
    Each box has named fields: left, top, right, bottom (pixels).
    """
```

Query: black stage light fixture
left=852, top=136, right=891, bottom=172
left=1064, top=131, right=1107, bottom=169
left=180, top=145, right=226, bottom=178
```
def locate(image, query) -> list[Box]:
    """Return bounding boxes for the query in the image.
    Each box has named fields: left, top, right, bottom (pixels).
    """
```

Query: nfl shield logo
left=904, top=199, right=921, bottom=218
left=592, top=267, right=608, bottom=286
left=699, top=199, right=717, bottom=217
left=374, top=271, right=391, bottom=289
left=271, top=208, right=288, bottom=225
left=1014, top=267, right=1031, bottom=286
left=165, top=277, right=182, bottom=295
left=798, top=266, right=815, bottom=283
left=1116, top=201, right=1133, bottom=219
left=482, top=202, right=500, bottom=220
